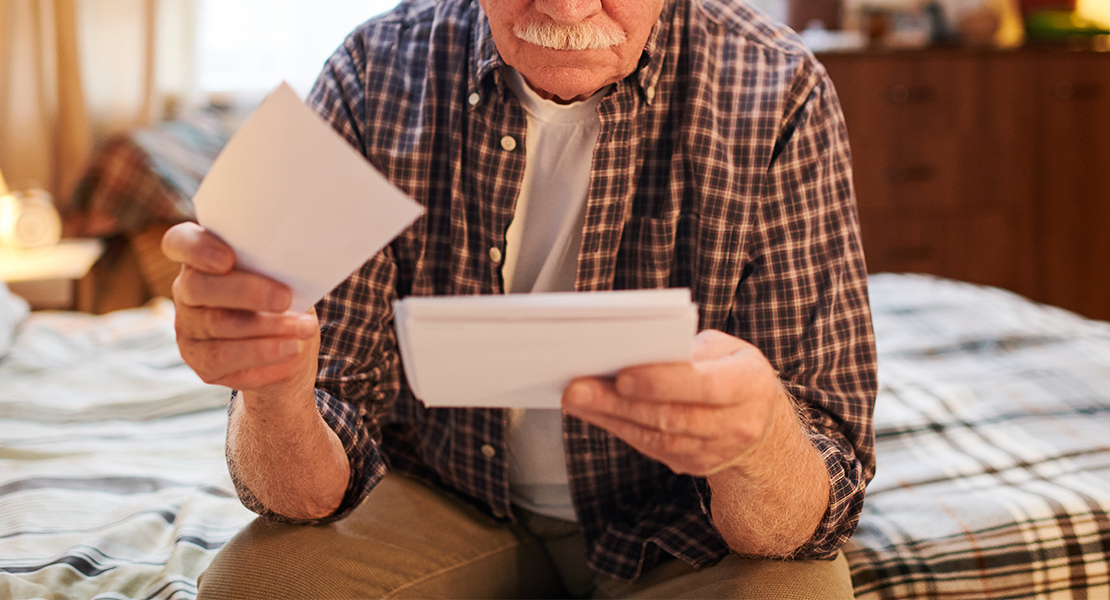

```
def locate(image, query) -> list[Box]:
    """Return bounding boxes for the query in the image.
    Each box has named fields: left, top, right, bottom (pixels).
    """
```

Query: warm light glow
left=0, top=239, right=105, bottom=281
left=0, top=194, right=22, bottom=246
left=0, top=166, right=8, bottom=196
left=0, top=189, right=62, bottom=250
left=1078, top=0, right=1110, bottom=26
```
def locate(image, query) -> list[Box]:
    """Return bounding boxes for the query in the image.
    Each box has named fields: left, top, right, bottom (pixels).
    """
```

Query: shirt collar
left=469, top=0, right=675, bottom=105
left=470, top=3, right=503, bottom=96
left=636, top=0, right=675, bottom=104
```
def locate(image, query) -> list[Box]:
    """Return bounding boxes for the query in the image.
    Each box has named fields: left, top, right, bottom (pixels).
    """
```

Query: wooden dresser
left=819, top=49, right=1110, bottom=321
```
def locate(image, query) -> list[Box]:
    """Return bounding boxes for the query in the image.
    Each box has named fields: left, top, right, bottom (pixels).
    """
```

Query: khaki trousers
left=198, top=473, right=855, bottom=599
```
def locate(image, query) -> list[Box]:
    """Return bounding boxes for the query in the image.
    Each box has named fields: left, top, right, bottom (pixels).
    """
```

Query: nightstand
left=0, top=239, right=106, bottom=310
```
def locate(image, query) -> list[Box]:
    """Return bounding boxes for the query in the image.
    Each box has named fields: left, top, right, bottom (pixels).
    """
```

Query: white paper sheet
left=192, top=82, right=424, bottom=313
left=394, top=289, right=699, bottom=408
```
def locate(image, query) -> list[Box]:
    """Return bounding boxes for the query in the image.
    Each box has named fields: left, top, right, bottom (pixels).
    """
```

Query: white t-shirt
left=503, top=68, right=607, bottom=522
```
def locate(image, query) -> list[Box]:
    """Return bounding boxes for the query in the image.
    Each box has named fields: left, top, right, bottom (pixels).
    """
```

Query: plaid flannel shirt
left=228, top=0, right=877, bottom=582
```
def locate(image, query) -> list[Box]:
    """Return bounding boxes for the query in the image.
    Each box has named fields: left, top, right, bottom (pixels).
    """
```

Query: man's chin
left=511, top=47, right=629, bottom=101
left=522, top=69, right=613, bottom=102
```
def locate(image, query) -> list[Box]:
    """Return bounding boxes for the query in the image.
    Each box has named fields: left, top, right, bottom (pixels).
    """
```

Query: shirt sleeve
left=224, top=27, right=402, bottom=525
left=727, top=65, right=878, bottom=559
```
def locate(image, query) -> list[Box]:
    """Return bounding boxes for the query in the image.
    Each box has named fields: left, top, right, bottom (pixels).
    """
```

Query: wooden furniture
left=0, top=239, right=105, bottom=310
left=820, top=49, right=1110, bottom=320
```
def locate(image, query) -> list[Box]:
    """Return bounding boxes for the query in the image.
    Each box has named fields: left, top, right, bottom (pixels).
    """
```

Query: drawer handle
left=1053, top=80, right=1101, bottom=100
left=886, top=165, right=936, bottom=184
left=888, top=84, right=934, bottom=104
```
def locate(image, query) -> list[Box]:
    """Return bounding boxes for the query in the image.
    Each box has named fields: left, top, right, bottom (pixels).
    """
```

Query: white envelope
left=192, top=82, right=425, bottom=313
left=394, top=289, right=699, bottom=408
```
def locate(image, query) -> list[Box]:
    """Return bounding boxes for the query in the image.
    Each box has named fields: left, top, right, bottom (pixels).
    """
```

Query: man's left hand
left=561, top=329, right=789, bottom=476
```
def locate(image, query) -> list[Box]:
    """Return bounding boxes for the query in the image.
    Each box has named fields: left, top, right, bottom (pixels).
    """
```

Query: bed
left=3, top=272, right=1110, bottom=599
left=0, top=285, right=254, bottom=600
left=847, top=274, right=1110, bottom=599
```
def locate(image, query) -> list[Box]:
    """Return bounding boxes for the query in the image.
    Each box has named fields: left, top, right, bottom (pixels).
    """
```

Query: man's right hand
left=161, top=222, right=320, bottom=397
left=163, top=222, right=348, bottom=519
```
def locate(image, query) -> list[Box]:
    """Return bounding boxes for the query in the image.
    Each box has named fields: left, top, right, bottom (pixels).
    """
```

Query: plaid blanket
left=66, top=114, right=230, bottom=306
left=70, top=113, right=229, bottom=236
left=848, top=274, right=1110, bottom=599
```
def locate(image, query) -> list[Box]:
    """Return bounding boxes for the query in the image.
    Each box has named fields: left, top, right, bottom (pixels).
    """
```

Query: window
left=197, top=0, right=400, bottom=98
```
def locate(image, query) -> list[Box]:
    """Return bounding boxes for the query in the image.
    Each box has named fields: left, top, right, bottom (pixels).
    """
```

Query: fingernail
left=567, top=382, right=593, bottom=406
left=295, top=315, right=317, bottom=338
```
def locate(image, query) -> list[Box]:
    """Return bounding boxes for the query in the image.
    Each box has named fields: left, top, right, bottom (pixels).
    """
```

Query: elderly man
left=164, top=0, right=876, bottom=597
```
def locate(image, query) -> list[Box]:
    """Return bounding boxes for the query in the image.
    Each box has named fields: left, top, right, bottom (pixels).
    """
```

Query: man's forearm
left=228, top=389, right=351, bottom=520
left=707, top=389, right=830, bottom=557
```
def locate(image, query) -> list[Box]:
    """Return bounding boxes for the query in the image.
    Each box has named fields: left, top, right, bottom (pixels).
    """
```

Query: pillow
left=0, top=282, right=30, bottom=357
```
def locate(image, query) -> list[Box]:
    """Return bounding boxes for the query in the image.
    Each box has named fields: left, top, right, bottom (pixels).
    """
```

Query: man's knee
left=198, top=518, right=352, bottom=599
left=197, top=473, right=562, bottom=599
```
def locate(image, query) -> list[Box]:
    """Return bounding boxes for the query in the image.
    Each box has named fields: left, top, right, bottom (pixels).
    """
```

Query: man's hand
left=162, top=221, right=319, bottom=398
left=561, top=329, right=783, bottom=476
left=561, top=329, right=830, bottom=556
left=162, top=222, right=348, bottom=520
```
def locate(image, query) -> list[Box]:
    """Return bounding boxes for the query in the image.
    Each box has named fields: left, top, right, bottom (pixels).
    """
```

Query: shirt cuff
left=691, top=429, right=866, bottom=559
left=790, top=431, right=868, bottom=559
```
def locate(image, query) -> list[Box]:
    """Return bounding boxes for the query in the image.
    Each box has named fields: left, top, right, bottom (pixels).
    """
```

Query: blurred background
left=1, top=0, right=1109, bottom=320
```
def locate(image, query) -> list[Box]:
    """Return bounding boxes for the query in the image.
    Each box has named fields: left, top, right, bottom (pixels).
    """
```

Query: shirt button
left=646, top=86, right=656, bottom=101
left=500, top=135, right=517, bottom=152
left=489, top=246, right=502, bottom=264
left=481, top=444, right=497, bottom=458
left=468, top=92, right=481, bottom=106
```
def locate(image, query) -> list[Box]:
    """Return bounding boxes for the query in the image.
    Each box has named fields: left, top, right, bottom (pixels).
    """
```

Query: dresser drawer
left=824, top=52, right=1035, bottom=216
left=828, top=54, right=975, bottom=213
left=859, top=211, right=1034, bottom=296
left=819, top=49, right=1110, bottom=320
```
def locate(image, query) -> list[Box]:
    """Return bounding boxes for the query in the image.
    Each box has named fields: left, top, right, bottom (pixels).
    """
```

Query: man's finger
left=162, top=222, right=235, bottom=273
left=564, top=379, right=722, bottom=438
left=175, top=304, right=317, bottom=341
left=563, top=402, right=730, bottom=475
left=174, top=266, right=293, bottom=313
left=613, top=362, right=703, bottom=403
left=179, top=336, right=305, bottom=384
left=615, top=346, right=774, bottom=405
left=691, top=329, right=749, bottom=361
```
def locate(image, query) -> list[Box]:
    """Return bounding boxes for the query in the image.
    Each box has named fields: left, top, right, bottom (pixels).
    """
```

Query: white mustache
left=512, top=18, right=627, bottom=50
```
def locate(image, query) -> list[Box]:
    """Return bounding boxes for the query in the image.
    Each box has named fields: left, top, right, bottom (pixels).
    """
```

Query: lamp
left=0, top=166, right=63, bottom=250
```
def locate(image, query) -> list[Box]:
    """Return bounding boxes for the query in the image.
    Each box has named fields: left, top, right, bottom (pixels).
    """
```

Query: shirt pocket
left=616, top=212, right=744, bottom=332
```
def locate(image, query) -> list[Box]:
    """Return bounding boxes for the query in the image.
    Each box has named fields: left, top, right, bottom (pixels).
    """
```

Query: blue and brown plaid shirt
left=229, top=0, right=877, bottom=582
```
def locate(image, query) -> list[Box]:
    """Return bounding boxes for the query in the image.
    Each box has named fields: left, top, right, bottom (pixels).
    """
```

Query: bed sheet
left=850, top=274, right=1110, bottom=599
left=0, top=299, right=253, bottom=600
left=5, top=274, right=1110, bottom=599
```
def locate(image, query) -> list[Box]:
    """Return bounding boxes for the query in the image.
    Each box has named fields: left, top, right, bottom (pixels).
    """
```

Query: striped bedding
left=849, top=274, right=1110, bottom=599
left=3, top=274, right=1110, bottom=599
left=0, top=292, right=253, bottom=600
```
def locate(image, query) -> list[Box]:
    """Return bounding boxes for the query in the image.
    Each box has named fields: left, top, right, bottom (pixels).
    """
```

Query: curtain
left=0, top=0, right=90, bottom=206
left=0, top=0, right=194, bottom=209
